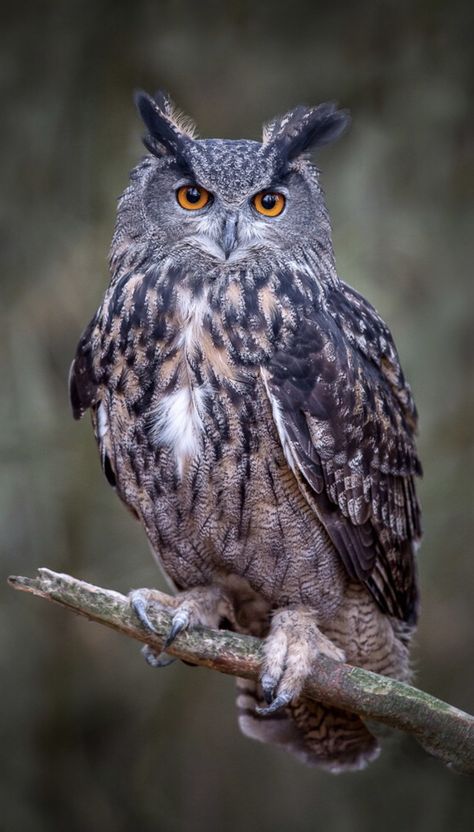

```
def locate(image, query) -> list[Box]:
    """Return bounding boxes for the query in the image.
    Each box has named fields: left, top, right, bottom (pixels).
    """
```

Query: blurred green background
left=1, top=1, right=473, bottom=830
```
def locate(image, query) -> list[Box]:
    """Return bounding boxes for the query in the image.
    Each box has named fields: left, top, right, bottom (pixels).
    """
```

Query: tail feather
left=236, top=679, right=379, bottom=772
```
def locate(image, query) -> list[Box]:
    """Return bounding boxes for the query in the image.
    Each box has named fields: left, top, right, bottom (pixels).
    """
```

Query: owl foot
left=256, top=607, right=345, bottom=716
left=130, top=585, right=236, bottom=663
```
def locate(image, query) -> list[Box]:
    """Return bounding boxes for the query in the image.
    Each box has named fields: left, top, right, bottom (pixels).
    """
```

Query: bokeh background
left=1, top=1, right=473, bottom=830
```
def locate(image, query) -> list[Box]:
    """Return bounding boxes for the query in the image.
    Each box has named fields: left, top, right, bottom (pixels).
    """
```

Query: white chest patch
left=149, top=386, right=208, bottom=476
left=147, top=288, right=211, bottom=475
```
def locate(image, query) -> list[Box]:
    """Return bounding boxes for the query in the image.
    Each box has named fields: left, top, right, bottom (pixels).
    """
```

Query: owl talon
left=257, top=607, right=345, bottom=718
left=142, top=645, right=176, bottom=668
left=163, top=611, right=190, bottom=649
left=256, top=691, right=293, bottom=716
left=260, top=674, right=277, bottom=705
left=130, top=584, right=237, bottom=666
left=130, top=591, right=160, bottom=635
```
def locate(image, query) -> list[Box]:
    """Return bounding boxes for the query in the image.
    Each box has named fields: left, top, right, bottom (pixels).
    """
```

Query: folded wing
left=263, top=282, right=422, bottom=624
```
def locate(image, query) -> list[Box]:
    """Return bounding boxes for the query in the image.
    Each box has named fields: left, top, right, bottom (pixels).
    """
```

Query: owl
left=70, top=91, right=422, bottom=772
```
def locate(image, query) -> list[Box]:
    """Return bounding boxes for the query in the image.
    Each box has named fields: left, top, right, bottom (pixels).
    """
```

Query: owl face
left=139, top=138, right=328, bottom=265
left=116, top=92, right=349, bottom=271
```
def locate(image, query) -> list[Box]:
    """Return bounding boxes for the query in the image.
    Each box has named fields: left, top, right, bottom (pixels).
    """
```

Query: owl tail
left=236, top=679, right=379, bottom=772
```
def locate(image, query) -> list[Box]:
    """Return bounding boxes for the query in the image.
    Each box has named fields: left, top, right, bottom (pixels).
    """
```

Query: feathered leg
left=237, top=585, right=412, bottom=771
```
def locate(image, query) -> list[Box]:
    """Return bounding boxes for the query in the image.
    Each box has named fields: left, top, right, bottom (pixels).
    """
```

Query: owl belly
left=115, top=375, right=347, bottom=617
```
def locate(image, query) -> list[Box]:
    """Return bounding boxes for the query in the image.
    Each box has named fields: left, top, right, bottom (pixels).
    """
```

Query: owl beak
left=221, top=214, right=239, bottom=260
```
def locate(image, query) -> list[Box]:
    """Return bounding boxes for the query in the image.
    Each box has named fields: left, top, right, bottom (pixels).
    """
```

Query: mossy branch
left=8, top=568, right=474, bottom=774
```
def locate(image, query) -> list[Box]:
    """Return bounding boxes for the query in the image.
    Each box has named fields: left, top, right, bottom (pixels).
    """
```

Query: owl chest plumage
left=93, top=265, right=344, bottom=606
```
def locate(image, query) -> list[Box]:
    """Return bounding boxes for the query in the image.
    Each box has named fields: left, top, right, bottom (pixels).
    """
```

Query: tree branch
left=8, top=568, right=474, bottom=774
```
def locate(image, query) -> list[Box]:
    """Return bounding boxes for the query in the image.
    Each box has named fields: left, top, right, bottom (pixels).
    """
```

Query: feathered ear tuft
left=134, top=90, right=197, bottom=163
left=263, top=103, right=350, bottom=169
left=152, top=90, right=198, bottom=140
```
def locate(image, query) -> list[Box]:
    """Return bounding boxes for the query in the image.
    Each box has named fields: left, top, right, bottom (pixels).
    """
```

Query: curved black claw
left=141, top=645, right=176, bottom=668
left=260, top=673, right=277, bottom=705
left=255, top=691, right=293, bottom=716
left=163, top=611, right=189, bottom=650
left=130, top=592, right=159, bottom=636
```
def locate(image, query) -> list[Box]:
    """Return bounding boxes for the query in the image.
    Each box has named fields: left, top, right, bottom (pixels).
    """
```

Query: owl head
left=114, top=91, right=350, bottom=269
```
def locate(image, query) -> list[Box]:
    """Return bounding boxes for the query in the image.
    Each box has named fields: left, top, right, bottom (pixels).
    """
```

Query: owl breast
left=145, top=289, right=228, bottom=476
left=97, top=275, right=346, bottom=611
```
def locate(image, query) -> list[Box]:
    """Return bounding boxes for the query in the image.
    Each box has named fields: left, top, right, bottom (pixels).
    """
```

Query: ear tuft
left=134, top=89, right=196, bottom=160
left=152, top=90, right=198, bottom=140
left=263, top=102, right=350, bottom=168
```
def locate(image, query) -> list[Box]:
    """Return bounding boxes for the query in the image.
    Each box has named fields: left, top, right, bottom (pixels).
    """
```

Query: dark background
left=1, top=1, right=473, bottom=830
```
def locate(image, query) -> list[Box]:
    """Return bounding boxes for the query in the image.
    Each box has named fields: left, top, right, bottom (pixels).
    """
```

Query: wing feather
left=69, top=314, right=121, bottom=495
left=69, top=315, right=100, bottom=420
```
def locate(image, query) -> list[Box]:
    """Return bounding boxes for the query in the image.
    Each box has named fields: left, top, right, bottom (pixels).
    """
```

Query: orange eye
left=253, top=191, right=285, bottom=217
left=176, top=185, right=211, bottom=211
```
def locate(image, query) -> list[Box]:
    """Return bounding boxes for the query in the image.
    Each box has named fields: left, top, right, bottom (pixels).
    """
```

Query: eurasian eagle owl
left=70, top=91, right=422, bottom=771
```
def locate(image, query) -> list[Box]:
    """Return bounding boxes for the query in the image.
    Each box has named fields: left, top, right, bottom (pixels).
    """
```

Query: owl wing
left=263, top=281, right=422, bottom=624
left=69, top=315, right=100, bottom=420
left=69, top=314, right=120, bottom=490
